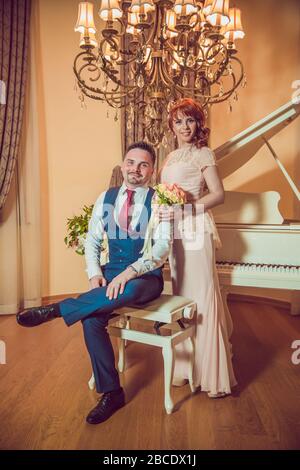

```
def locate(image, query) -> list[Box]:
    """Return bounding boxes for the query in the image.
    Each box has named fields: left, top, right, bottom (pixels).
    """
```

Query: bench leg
left=124, top=317, right=131, bottom=348
left=88, top=373, right=95, bottom=390
left=162, top=344, right=175, bottom=414
left=187, top=336, right=196, bottom=393
left=117, top=337, right=125, bottom=373
left=116, top=316, right=128, bottom=372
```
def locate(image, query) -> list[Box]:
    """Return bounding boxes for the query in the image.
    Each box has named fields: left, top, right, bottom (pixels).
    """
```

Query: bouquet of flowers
left=152, top=183, right=186, bottom=206
left=64, top=204, right=93, bottom=255
left=141, top=183, right=187, bottom=258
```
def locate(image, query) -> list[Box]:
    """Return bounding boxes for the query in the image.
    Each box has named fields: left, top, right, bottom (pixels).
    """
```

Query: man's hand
left=106, top=267, right=138, bottom=301
left=89, top=275, right=107, bottom=290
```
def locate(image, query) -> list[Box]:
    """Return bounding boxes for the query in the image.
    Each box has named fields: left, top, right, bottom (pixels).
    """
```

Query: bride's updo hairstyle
left=168, top=98, right=210, bottom=148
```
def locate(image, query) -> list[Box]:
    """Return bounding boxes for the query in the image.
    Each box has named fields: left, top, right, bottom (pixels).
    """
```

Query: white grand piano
left=212, top=100, right=300, bottom=315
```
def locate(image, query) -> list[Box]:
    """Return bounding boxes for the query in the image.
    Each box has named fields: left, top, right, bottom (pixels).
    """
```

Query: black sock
left=106, top=387, right=123, bottom=395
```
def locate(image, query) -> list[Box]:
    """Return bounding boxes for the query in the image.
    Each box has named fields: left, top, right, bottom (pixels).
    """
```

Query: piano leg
left=291, top=291, right=300, bottom=316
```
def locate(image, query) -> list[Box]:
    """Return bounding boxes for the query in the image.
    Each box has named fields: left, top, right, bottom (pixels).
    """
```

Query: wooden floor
left=0, top=300, right=299, bottom=450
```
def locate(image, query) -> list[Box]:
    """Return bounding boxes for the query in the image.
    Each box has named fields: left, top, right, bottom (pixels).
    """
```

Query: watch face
left=129, top=265, right=137, bottom=273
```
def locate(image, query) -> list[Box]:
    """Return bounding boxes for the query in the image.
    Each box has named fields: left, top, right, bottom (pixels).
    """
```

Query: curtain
left=0, top=0, right=31, bottom=210
left=0, top=0, right=41, bottom=315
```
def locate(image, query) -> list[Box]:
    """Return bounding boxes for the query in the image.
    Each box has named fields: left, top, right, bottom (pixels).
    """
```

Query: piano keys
left=217, top=262, right=300, bottom=289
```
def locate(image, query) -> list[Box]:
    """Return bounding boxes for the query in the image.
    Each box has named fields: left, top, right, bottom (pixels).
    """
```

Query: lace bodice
left=160, top=144, right=221, bottom=247
left=161, top=145, right=217, bottom=202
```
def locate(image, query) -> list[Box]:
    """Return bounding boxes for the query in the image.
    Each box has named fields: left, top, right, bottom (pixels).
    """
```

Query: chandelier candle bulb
left=129, top=0, right=155, bottom=15
left=99, top=0, right=123, bottom=21
left=174, top=0, right=198, bottom=17
left=127, top=11, right=139, bottom=26
left=79, top=31, right=98, bottom=48
left=206, top=0, right=230, bottom=27
left=202, top=0, right=214, bottom=16
left=75, top=2, right=96, bottom=34
left=165, top=9, right=178, bottom=38
left=224, top=8, right=245, bottom=41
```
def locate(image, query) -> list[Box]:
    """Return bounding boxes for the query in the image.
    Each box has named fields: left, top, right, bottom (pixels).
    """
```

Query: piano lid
left=214, top=100, right=300, bottom=180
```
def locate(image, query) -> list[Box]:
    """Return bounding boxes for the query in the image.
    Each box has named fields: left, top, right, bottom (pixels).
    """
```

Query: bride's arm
left=196, top=165, right=225, bottom=211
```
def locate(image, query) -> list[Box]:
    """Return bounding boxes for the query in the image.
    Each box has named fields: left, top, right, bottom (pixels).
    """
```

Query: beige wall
left=36, top=0, right=122, bottom=296
left=210, top=0, right=300, bottom=220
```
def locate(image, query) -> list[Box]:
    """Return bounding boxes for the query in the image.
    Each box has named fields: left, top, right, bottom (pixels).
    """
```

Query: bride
left=160, top=98, right=237, bottom=397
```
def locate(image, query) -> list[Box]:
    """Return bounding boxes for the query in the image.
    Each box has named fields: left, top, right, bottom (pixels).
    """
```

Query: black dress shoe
left=86, top=388, right=125, bottom=425
left=16, top=304, right=61, bottom=327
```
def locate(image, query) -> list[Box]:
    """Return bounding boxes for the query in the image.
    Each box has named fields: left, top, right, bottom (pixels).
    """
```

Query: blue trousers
left=59, top=269, right=164, bottom=393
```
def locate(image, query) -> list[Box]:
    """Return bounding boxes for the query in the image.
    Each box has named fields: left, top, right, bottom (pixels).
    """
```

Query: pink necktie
left=119, top=189, right=135, bottom=232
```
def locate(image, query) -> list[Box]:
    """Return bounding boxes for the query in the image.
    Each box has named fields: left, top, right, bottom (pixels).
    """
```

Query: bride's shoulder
left=191, top=146, right=217, bottom=171
left=194, top=145, right=215, bottom=155
left=194, top=146, right=216, bottom=161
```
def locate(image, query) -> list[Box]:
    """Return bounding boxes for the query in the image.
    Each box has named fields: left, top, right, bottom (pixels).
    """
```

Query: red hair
left=168, top=98, right=210, bottom=148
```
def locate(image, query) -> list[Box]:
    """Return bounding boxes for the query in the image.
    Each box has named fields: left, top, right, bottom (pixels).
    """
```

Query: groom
left=17, top=141, right=171, bottom=424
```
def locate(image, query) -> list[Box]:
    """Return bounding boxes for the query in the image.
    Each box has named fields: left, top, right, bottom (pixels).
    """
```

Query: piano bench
left=87, top=295, right=197, bottom=414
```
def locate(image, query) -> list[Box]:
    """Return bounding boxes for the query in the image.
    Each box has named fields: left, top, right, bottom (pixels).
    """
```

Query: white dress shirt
left=85, top=183, right=172, bottom=279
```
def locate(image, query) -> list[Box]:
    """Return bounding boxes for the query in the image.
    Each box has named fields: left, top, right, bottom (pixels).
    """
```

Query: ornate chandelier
left=74, top=0, right=245, bottom=147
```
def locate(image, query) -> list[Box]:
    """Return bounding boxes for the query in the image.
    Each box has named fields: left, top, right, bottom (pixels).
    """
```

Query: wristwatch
left=128, top=265, right=138, bottom=275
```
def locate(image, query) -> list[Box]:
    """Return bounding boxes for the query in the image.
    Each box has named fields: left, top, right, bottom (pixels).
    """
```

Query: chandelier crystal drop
left=73, top=0, right=245, bottom=147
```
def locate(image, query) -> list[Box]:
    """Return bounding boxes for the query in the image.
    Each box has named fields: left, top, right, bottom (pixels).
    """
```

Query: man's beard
left=127, top=173, right=143, bottom=184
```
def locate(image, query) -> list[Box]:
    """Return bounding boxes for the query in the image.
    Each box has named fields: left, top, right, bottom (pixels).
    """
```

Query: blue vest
left=102, top=186, right=163, bottom=279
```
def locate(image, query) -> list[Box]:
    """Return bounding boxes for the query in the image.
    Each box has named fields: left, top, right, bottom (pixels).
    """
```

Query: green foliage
left=64, top=204, right=94, bottom=255
left=154, top=187, right=173, bottom=205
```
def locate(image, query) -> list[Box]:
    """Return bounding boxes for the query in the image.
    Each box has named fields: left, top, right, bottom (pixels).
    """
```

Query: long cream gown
left=160, top=144, right=237, bottom=395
